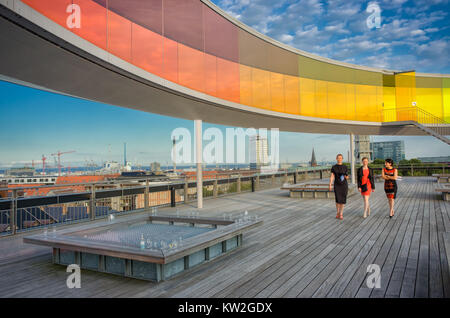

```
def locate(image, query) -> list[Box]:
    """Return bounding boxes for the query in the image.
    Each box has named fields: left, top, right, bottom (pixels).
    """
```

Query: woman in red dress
left=357, top=157, right=375, bottom=218
left=382, top=158, right=398, bottom=218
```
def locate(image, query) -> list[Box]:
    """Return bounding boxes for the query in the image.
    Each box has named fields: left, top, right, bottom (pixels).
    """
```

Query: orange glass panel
left=346, top=84, right=356, bottom=120
left=178, top=44, right=204, bottom=92
left=270, top=73, right=285, bottom=112
left=204, top=54, right=217, bottom=97
left=299, top=78, right=316, bottom=117
left=252, top=68, right=271, bottom=110
left=22, top=0, right=72, bottom=30
left=395, top=72, right=416, bottom=121
left=73, top=0, right=107, bottom=50
left=217, top=58, right=240, bottom=104
left=284, top=75, right=300, bottom=115
left=131, top=23, right=163, bottom=77
left=239, top=65, right=253, bottom=107
left=107, top=9, right=132, bottom=62
left=315, top=80, right=328, bottom=118
left=163, top=37, right=178, bottom=83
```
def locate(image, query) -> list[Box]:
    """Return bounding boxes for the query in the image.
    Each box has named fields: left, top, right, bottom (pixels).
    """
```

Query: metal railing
left=383, top=106, right=449, bottom=136
left=0, top=167, right=331, bottom=237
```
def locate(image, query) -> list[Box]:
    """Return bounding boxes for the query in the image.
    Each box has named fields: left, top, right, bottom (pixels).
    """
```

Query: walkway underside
left=0, top=10, right=439, bottom=136
left=1, top=177, right=449, bottom=298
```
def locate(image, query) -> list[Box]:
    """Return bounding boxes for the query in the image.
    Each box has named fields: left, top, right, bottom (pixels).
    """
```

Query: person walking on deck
left=357, top=157, right=375, bottom=218
left=382, top=158, right=398, bottom=218
left=329, top=154, right=349, bottom=220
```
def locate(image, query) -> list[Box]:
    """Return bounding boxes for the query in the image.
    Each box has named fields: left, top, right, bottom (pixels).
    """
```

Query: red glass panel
left=22, top=0, right=73, bottom=30
left=204, top=54, right=217, bottom=97
left=73, top=0, right=107, bottom=50
left=178, top=44, right=205, bottom=92
left=217, top=58, right=240, bottom=103
left=107, top=9, right=132, bottom=62
left=163, top=37, right=178, bottom=83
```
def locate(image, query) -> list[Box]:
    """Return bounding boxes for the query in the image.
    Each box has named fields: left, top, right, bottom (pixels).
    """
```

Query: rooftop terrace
left=0, top=176, right=449, bottom=298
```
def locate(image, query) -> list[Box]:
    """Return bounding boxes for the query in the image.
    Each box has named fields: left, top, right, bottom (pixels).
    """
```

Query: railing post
left=184, top=178, right=189, bottom=203
left=284, top=170, right=288, bottom=184
left=411, top=164, right=414, bottom=176
left=237, top=175, right=241, bottom=193
left=10, top=189, right=17, bottom=235
left=90, top=185, right=96, bottom=221
left=144, top=178, right=149, bottom=209
left=294, top=169, right=298, bottom=184
left=213, top=179, right=218, bottom=198
left=170, top=186, right=176, bottom=207
left=256, top=175, right=260, bottom=191
left=251, top=177, right=255, bottom=192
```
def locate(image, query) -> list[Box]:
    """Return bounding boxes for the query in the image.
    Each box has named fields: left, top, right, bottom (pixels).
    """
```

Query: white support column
left=195, top=120, right=203, bottom=209
left=350, top=133, right=356, bottom=185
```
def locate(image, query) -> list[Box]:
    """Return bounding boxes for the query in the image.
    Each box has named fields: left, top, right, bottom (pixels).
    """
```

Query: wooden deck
left=0, top=177, right=449, bottom=298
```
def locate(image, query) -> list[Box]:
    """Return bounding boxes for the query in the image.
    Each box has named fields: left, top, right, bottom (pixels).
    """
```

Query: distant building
left=371, top=141, right=405, bottom=164
left=249, top=135, right=268, bottom=170
left=417, top=156, right=450, bottom=163
left=310, top=148, right=317, bottom=167
left=355, top=135, right=372, bottom=162
left=5, top=167, right=35, bottom=177
left=150, top=162, right=161, bottom=172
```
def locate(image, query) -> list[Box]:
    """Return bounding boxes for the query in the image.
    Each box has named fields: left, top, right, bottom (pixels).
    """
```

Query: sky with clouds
left=0, top=0, right=449, bottom=169
left=210, top=0, right=450, bottom=73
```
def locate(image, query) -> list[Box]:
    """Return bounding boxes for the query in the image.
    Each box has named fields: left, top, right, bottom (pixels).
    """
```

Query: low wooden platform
left=435, top=184, right=450, bottom=201
left=281, top=183, right=356, bottom=199
left=433, top=174, right=450, bottom=184
left=0, top=177, right=449, bottom=298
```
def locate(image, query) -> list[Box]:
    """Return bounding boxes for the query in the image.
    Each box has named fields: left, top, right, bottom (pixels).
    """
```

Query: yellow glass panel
left=416, top=77, right=443, bottom=122
left=327, top=81, right=347, bottom=120
left=355, top=84, right=370, bottom=121
left=345, top=84, right=356, bottom=121
left=284, top=75, right=300, bottom=115
left=443, top=78, right=450, bottom=123
left=252, top=68, right=271, bottom=110
left=395, top=72, right=416, bottom=121
left=315, top=80, right=328, bottom=118
left=270, top=72, right=285, bottom=112
left=375, top=86, right=383, bottom=122
left=299, top=77, right=316, bottom=117
left=239, top=65, right=253, bottom=107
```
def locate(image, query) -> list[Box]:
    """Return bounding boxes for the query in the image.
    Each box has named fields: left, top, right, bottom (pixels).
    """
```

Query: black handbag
left=361, top=183, right=368, bottom=192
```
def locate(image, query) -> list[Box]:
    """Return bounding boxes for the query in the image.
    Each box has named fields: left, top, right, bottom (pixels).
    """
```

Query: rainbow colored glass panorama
left=21, top=0, right=450, bottom=123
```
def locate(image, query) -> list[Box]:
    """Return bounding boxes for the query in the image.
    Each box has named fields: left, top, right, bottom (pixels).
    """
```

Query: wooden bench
left=281, top=183, right=356, bottom=199
left=433, top=174, right=450, bottom=184
left=435, top=184, right=450, bottom=201
left=443, top=233, right=450, bottom=272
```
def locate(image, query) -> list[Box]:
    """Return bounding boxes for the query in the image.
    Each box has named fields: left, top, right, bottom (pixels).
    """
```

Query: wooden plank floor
left=0, top=177, right=448, bottom=298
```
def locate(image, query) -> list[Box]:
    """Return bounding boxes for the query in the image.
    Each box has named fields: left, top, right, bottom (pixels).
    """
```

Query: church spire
left=310, top=148, right=317, bottom=167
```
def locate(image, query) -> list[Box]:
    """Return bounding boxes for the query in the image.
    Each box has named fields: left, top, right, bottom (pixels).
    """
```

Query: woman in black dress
left=329, top=154, right=349, bottom=220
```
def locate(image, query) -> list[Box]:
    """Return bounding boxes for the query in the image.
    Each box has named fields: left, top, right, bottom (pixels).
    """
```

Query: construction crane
left=41, top=155, right=47, bottom=175
left=51, top=150, right=76, bottom=176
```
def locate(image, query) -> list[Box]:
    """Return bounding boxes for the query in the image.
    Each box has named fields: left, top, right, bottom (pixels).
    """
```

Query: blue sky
left=211, top=0, right=450, bottom=73
left=1, top=0, right=449, bottom=168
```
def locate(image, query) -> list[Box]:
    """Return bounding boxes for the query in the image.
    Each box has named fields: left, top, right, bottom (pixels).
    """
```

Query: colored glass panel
left=327, top=82, right=347, bottom=120
left=315, top=80, right=328, bottom=118
left=178, top=44, right=205, bottom=92
left=239, top=65, right=253, bottom=107
left=203, top=5, right=239, bottom=62
left=252, top=68, right=271, bottom=110
left=443, top=78, right=450, bottom=123
left=204, top=54, right=217, bottom=97
left=131, top=22, right=163, bottom=77
left=270, top=73, right=285, bottom=112
left=268, top=44, right=298, bottom=77
left=22, top=0, right=73, bottom=30
left=73, top=0, right=107, bottom=50
left=239, top=30, right=269, bottom=71
left=416, top=76, right=443, bottom=121
left=163, top=37, right=178, bottom=83
left=107, top=9, right=132, bottom=62
left=163, top=0, right=203, bottom=51
left=284, top=75, right=300, bottom=115
left=105, top=0, right=162, bottom=35
left=299, top=78, right=316, bottom=117
left=217, top=58, right=240, bottom=103
left=345, top=84, right=356, bottom=121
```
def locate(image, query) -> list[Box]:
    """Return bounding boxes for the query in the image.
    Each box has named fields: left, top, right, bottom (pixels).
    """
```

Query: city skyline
left=1, top=80, right=449, bottom=169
